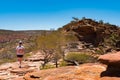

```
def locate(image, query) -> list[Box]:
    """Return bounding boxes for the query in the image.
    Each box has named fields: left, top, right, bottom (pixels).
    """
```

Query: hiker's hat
left=19, top=40, right=22, bottom=44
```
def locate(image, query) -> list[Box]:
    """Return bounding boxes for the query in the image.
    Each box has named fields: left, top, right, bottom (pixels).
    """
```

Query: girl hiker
left=16, top=41, right=25, bottom=68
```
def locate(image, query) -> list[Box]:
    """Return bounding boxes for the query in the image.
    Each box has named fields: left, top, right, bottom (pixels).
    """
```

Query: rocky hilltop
left=60, top=18, right=120, bottom=54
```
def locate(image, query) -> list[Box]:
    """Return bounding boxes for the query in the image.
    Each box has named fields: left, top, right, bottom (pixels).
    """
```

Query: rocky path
left=0, top=51, right=43, bottom=80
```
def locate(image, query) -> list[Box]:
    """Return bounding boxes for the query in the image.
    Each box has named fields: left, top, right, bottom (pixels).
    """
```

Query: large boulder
left=98, top=51, right=120, bottom=78
left=98, top=51, right=120, bottom=67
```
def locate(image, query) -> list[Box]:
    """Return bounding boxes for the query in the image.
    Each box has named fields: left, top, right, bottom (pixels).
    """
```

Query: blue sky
left=0, top=0, right=120, bottom=30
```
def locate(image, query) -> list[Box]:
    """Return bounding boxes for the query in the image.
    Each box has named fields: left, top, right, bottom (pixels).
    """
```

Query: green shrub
left=59, top=60, right=67, bottom=67
left=24, top=53, right=31, bottom=58
left=65, top=52, right=97, bottom=64
left=95, top=49, right=104, bottom=55
left=95, top=46, right=106, bottom=55
left=40, top=64, right=55, bottom=70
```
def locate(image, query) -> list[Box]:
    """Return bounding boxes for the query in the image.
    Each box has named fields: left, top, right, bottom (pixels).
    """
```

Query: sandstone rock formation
left=98, top=51, right=120, bottom=79
left=98, top=51, right=120, bottom=67
left=0, top=51, right=43, bottom=80
left=24, top=63, right=107, bottom=80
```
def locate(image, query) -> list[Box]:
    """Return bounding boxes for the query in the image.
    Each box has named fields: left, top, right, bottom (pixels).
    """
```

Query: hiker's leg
left=17, top=58, right=21, bottom=67
left=17, top=58, right=21, bottom=65
left=17, top=57, right=20, bottom=63
left=17, top=55, right=23, bottom=68
left=19, top=55, right=23, bottom=68
left=19, top=58, right=21, bottom=65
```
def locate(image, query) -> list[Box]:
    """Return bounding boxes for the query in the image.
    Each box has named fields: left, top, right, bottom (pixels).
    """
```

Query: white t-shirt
left=16, top=46, right=24, bottom=55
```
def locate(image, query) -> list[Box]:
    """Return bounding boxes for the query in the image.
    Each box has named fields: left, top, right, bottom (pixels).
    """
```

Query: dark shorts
left=17, top=55, right=23, bottom=58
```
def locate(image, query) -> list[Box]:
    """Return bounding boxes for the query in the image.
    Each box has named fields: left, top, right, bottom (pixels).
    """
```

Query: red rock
left=24, top=63, right=106, bottom=80
left=100, top=77, right=120, bottom=80
left=12, top=77, right=24, bottom=80
left=44, top=76, right=55, bottom=80
left=0, top=76, right=8, bottom=80
left=10, top=68, right=34, bottom=75
left=98, top=51, right=120, bottom=66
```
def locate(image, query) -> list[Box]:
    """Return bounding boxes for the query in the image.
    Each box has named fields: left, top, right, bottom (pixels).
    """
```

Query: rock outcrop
left=1, top=50, right=120, bottom=80
left=98, top=51, right=120, bottom=79
left=98, top=51, right=120, bottom=67
left=62, top=18, right=120, bottom=52
left=24, top=63, right=107, bottom=80
left=0, top=51, right=43, bottom=80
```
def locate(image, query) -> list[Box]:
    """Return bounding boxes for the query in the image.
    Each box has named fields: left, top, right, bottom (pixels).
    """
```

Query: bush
left=95, top=49, right=105, bottom=55
left=40, top=64, right=55, bottom=70
left=24, top=53, right=31, bottom=58
left=59, top=60, right=67, bottom=67
left=65, top=52, right=97, bottom=64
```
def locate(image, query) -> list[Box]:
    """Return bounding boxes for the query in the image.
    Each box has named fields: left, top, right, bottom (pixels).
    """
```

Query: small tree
left=72, top=17, right=79, bottom=21
left=36, top=30, right=78, bottom=68
left=36, top=31, right=63, bottom=68
left=41, top=49, right=54, bottom=68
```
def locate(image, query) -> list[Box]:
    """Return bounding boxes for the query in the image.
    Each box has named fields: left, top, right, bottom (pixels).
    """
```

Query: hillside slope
left=0, top=30, right=50, bottom=64
left=60, top=18, right=120, bottom=54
